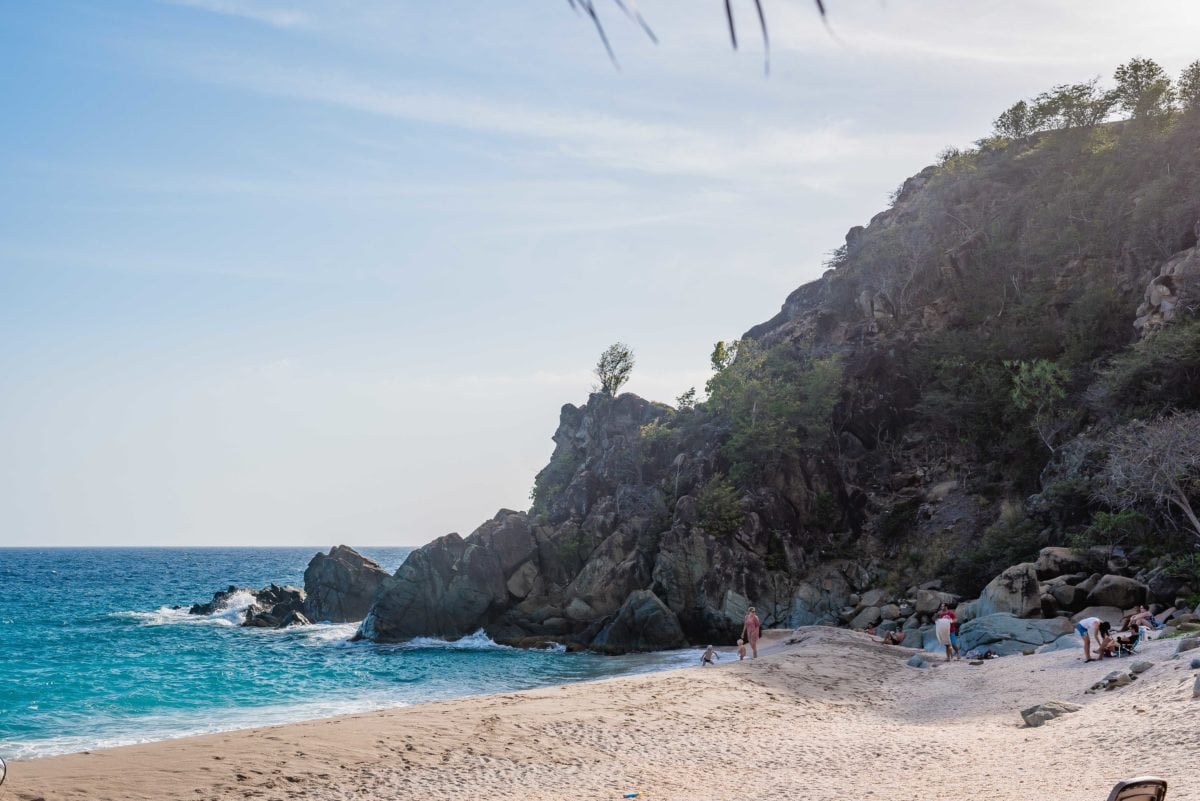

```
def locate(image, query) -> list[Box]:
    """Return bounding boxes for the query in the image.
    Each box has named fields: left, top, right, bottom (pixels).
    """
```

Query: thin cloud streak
left=175, top=55, right=903, bottom=179
left=162, top=0, right=312, bottom=30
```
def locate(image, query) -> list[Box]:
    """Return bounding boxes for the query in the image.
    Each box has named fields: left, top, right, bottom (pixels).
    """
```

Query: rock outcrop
left=591, top=590, right=688, bottom=653
left=958, top=614, right=1074, bottom=656
left=189, top=584, right=308, bottom=628
left=303, top=545, right=390, bottom=623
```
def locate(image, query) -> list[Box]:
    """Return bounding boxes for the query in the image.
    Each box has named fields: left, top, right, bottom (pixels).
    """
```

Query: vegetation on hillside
left=533, top=57, right=1200, bottom=596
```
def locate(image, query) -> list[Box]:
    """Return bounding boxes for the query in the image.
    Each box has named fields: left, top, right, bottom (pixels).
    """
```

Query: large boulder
left=914, top=589, right=958, bottom=618
left=360, top=510, right=539, bottom=642
left=303, top=545, right=391, bottom=623
left=1050, top=582, right=1089, bottom=613
left=591, top=590, right=688, bottom=653
left=1034, top=547, right=1090, bottom=580
left=1086, top=575, right=1148, bottom=610
left=961, top=563, right=1042, bottom=622
left=958, top=613, right=1074, bottom=656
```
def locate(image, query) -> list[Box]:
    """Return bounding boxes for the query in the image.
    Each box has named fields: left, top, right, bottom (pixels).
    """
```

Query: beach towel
left=935, top=616, right=953, bottom=646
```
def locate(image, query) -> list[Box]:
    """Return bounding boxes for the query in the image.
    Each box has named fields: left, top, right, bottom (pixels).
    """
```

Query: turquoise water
left=0, top=547, right=696, bottom=760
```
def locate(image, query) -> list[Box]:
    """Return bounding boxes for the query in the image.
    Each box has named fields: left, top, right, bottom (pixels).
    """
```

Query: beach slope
left=8, top=628, right=1199, bottom=801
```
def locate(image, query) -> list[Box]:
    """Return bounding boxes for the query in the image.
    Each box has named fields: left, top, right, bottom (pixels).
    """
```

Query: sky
left=2, top=1, right=1198, bottom=547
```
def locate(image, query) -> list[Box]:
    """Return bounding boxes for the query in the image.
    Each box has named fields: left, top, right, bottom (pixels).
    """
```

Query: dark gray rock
left=960, top=563, right=1041, bottom=622
left=1088, top=670, right=1134, bottom=693
left=188, top=585, right=245, bottom=616
left=906, top=654, right=929, bottom=668
left=1021, top=700, right=1081, bottom=727
left=1129, top=661, right=1152, bottom=675
left=1178, top=636, right=1200, bottom=655
left=1034, top=548, right=1090, bottom=580
left=1086, top=575, right=1148, bottom=610
left=1050, top=582, right=1089, bottom=613
left=591, top=590, right=687, bottom=653
left=303, top=545, right=391, bottom=623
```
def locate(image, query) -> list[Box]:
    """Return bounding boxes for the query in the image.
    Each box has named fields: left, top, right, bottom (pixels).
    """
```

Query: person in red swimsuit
left=741, top=606, right=762, bottom=659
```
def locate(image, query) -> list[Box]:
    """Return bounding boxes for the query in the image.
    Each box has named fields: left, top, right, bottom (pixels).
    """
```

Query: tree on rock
left=595, top=342, right=635, bottom=396
left=1097, top=412, right=1200, bottom=545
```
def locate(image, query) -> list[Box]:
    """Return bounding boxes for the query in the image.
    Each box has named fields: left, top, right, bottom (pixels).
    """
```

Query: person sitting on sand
left=741, top=607, right=762, bottom=659
left=737, top=639, right=747, bottom=661
left=881, top=628, right=906, bottom=646
left=1075, top=616, right=1111, bottom=662
left=1124, top=605, right=1153, bottom=631
left=701, top=645, right=719, bottom=666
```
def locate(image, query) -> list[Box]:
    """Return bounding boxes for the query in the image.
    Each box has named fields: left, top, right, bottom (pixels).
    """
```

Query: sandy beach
left=7, top=628, right=1199, bottom=801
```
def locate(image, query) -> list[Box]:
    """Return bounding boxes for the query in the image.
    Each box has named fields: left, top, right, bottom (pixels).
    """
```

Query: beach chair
left=1113, top=627, right=1143, bottom=658
left=0, top=754, right=6, bottom=787
left=1106, top=776, right=1167, bottom=801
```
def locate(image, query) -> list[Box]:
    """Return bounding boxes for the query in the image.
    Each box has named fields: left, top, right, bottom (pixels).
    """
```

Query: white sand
left=7, top=628, right=1199, bottom=801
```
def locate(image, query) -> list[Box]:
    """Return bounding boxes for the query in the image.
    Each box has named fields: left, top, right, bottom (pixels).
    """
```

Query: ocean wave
left=109, top=589, right=259, bottom=628
left=402, top=629, right=512, bottom=651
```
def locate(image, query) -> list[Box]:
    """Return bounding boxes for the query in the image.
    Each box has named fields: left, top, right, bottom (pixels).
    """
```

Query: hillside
left=359, top=74, right=1200, bottom=651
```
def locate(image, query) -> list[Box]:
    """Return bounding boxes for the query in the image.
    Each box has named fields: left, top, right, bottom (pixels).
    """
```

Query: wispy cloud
left=172, top=54, right=906, bottom=180
left=162, top=0, right=312, bottom=30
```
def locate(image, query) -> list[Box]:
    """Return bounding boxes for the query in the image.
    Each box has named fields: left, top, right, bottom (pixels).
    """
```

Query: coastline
left=7, top=628, right=1199, bottom=801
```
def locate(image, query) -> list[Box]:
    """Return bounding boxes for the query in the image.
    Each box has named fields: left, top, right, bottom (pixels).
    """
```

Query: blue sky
left=2, top=1, right=1198, bottom=547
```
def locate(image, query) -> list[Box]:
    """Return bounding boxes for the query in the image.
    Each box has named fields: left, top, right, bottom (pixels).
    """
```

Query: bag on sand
left=935, top=616, right=953, bottom=646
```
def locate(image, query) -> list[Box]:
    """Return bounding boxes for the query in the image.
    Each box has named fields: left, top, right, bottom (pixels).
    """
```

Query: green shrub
left=1094, top=317, right=1200, bottom=416
left=695, top=477, right=743, bottom=538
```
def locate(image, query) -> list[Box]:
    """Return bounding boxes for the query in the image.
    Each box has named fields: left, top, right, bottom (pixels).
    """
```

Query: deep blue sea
left=0, top=547, right=696, bottom=760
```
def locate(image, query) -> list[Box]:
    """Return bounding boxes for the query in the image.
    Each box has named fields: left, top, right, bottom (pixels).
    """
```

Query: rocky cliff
left=357, top=111, right=1200, bottom=652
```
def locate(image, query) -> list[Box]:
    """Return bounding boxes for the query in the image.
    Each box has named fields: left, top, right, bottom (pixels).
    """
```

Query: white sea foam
left=110, top=589, right=259, bottom=628
left=403, top=629, right=512, bottom=651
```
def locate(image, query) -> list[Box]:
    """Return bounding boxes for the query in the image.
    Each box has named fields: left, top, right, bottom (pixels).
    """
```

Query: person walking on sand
left=700, top=644, right=720, bottom=666
left=1076, top=616, right=1111, bottom=663
left=737, top=638, right=747, bottom=661
left=935, top=602, right=960, bottom=661
left=741, top=607, right=762, bottom=659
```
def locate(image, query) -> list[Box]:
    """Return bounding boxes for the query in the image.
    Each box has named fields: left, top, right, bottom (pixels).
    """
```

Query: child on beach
left=737, top=639, right=746, bottom=661
left=701, top=645, right=720, bottom=666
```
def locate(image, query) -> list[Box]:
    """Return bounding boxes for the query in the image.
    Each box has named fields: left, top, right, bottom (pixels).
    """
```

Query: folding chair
left=1106, top=776, right=1168, bottom=801
left=1113, top=627, right=1143, bottom=658
left=0, top=754, right=6, bottom=787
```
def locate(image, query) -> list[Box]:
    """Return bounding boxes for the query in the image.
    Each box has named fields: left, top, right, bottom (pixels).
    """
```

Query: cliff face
left=360, top=115, right=1200, bottom=651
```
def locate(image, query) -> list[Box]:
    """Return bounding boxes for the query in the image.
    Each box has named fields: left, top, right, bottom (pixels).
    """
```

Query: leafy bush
left=705, top=342, right=842, bottom=487
left=695, top=477, right=743, bottom=538
left=1094, top=317, right=1200, bottom=416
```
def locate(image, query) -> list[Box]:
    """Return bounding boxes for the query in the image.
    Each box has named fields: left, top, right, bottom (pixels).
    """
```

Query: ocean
left=0, top=547, right=697, bottom=760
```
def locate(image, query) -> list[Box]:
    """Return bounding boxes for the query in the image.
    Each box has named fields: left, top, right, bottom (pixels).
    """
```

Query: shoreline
left=7, top=628, right=1199, bottom=801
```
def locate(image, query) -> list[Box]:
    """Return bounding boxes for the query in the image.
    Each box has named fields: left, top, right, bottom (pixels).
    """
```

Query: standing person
left=736, top=638, right=747, bottom=661
left=700, top=644, right=720, bottom=666
left=1075, top=616, right=1111, bottom=663
left=935, top=603, right=960, bottom=661
left=741, top=606, right=762, bottom=659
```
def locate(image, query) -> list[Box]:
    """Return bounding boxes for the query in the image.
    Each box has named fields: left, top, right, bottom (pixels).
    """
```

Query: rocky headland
left=194, top=111, right=1200, bottom=655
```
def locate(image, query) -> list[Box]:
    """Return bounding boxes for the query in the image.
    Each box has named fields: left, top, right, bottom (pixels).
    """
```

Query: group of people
left=1077, top=605, right=1159, bottom=661
left=700, top=606, right=762, bottom=666
left=870, top=602, right=961, bottom=661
